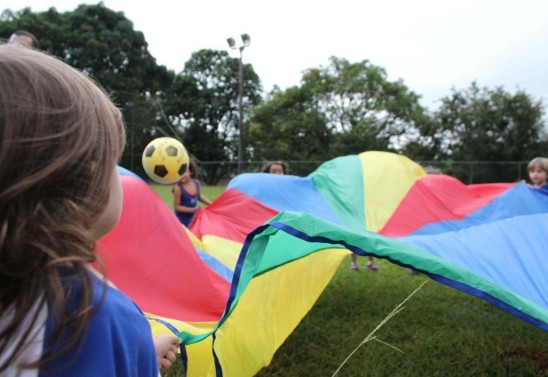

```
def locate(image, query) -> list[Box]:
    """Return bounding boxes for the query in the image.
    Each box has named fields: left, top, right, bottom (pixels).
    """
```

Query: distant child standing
left=0, top=45, right=179, bottom=375
left=262, top=161, right=289, bottom=175
left=7, top=30, right=39, bottom=49
left=350, top=254, right=379, bottom=272
left=527, top=157, right=548, bottom=190
left=173, top=158, right=211, bottom=226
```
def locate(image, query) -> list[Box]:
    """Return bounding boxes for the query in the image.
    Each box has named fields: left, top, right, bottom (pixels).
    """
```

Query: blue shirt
left=38, top=273, right=159, bottom=377
left=174, top=180, right=200, bottom=227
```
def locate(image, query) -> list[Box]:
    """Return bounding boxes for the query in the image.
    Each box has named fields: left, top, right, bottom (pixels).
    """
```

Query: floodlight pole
left=227, top=34, right=250, bottom=174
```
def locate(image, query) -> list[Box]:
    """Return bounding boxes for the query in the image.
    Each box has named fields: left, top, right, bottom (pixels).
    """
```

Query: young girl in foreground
left=0, top=45, right=179, bottom=375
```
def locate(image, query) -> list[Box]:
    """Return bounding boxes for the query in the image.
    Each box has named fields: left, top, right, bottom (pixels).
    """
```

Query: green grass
left=255, top=261, right=548, bottom=377
left=149, top=183, right=225, bottom=210
left=154, top=185, right=548, bottom=377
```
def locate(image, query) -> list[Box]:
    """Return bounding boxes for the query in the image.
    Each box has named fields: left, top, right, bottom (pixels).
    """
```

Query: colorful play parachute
left=97, top=151, right=548, bottom=376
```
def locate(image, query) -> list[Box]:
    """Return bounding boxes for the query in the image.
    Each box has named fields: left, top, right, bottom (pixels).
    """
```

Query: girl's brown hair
left=0, top=45, right=125, bottom=370
left=262, top=161, right=289, bottom=174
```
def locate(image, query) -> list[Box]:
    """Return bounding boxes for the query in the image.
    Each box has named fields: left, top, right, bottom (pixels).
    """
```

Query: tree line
left=2, top=4, right=546, bottom=184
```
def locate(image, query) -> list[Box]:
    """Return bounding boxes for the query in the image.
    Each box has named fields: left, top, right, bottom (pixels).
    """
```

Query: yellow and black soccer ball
left=142, top=137, right=189, bottom=184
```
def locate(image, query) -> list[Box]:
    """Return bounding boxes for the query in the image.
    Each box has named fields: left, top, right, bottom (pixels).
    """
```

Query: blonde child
left=173, top=158, right=211, bottom=226
left=0, top=45, right=179, bottom=375
left=527, top=157, right=548, bottom=190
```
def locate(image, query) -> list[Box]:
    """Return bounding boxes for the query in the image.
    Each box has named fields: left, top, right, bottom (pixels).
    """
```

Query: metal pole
left=238, top=47, right=244, bottom=174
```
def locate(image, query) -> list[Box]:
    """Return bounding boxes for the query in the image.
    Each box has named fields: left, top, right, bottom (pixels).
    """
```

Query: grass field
left=154, top=184, right=548, bottom=377
left=149, top=183, right=225, bottom=210
left=255, top=262, right=548, bottom=377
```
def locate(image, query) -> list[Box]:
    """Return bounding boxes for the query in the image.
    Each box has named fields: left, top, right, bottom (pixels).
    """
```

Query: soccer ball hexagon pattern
left=142, top=137, right=189, bottom=184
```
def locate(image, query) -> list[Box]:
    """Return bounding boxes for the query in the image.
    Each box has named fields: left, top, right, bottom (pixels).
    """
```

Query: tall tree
left=1, top=4, right=173, bottom=178
left=249, top=57, right=425, bottom=168
left=409, top=83, right=547, bottom=182
left=304, top=57, right=425, bottom=156
left=248, top=86, right=332, bottom=175
left=164, top=49, right=262, bottom=183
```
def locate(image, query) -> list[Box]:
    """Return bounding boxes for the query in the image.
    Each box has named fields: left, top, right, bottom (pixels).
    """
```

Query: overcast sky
left=2, top=0, right=548, bottom=110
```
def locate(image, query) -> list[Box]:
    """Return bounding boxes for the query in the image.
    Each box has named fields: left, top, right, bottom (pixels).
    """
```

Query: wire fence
left=123, top=146, right=533, bottom=184
left=126, top=155, right=532, bottom=185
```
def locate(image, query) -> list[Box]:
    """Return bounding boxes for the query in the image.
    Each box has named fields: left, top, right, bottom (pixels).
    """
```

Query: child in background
left=527, top=157, right=548, bottom=190
left=8, top=30, right=40, bottom=49
left=0, top=45, right=179, bottom=375
left=173, top=158, right=211, bottom=226
left=262, top=161, right=288, bottom=175
left=350, top=254, right=378, bottom=272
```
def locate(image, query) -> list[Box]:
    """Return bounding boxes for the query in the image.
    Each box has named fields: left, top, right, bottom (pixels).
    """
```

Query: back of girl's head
left=528, top=157, right=548, bottom=173
left=0, top=44, right=125, bottom=370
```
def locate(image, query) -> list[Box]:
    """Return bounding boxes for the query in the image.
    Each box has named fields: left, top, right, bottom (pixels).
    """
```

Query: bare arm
left=199, top=192, right=211, bottom=206
left=153, top=334, right=181, bottom=369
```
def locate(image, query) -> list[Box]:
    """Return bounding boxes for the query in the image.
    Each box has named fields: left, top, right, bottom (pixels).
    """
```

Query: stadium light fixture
left=226, top=33, right=251, bottom=174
